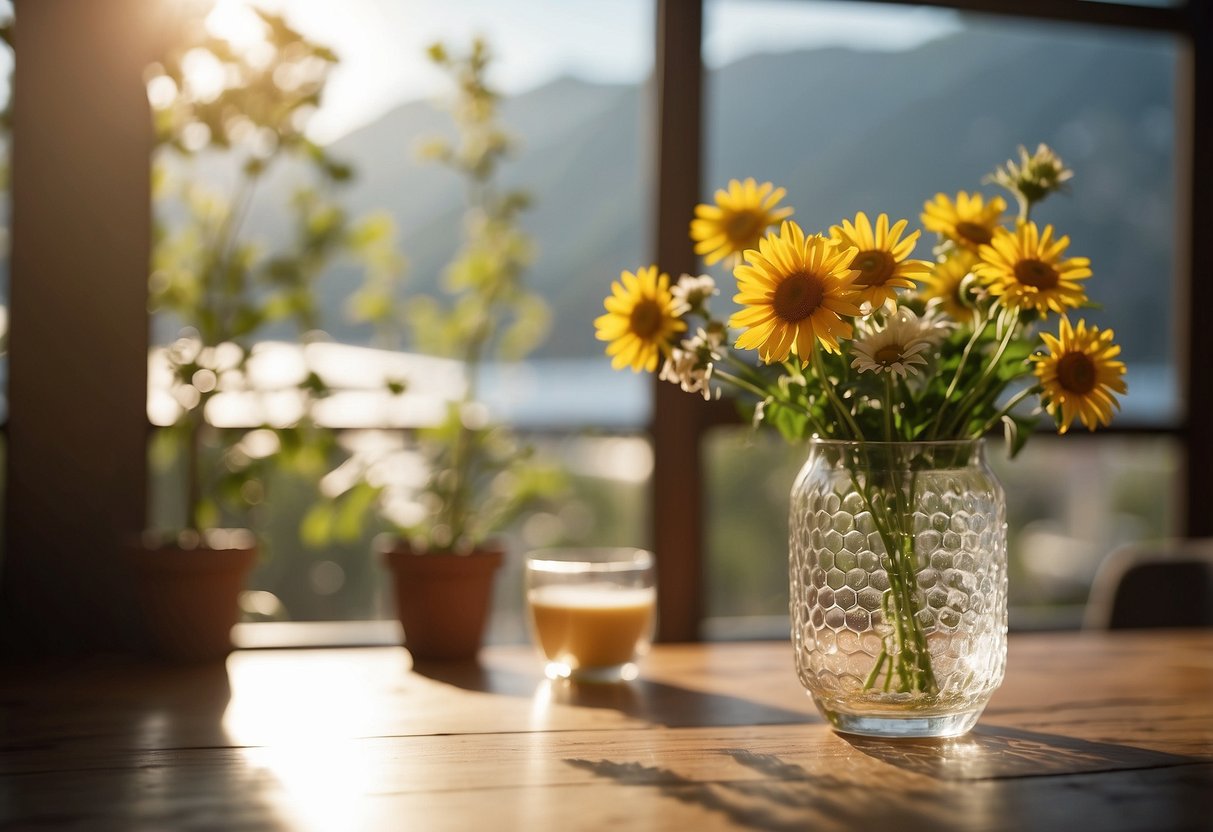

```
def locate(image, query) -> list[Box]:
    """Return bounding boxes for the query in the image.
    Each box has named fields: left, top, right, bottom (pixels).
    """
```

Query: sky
left=0, top=0, right=961, bottom=141
left=203, top=0, right=961, bottom=144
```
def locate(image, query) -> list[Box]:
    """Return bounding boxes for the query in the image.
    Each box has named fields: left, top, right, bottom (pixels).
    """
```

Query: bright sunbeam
left=205, top=0, right=268, bottom=51
left=180, top=47, right=227, bottom=101
left=223, top=651, right=396, bottom=830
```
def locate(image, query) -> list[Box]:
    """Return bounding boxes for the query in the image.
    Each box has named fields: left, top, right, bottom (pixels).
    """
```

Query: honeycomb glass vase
left=789, top=439, right=1008, bottom=738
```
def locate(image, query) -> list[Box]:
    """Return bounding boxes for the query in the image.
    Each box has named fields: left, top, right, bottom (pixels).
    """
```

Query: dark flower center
left=772, top=272, right=824, bottom=323
left=629, top=299, right=665, bottom=339
left=1057, top=351, right=1097, bottom=394
left=873, top=344, right=905, bottom=365
left=853, top=250, right=896, bottom=287
left=725, top=210, right=764, bottom=245
left=1013, top=258, right=1060, bottom=289
left=955, top=221, right=993, bottom=247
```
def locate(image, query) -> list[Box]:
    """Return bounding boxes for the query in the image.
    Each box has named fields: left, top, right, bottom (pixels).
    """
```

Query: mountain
left=212, top=21, right=1177, bottom=368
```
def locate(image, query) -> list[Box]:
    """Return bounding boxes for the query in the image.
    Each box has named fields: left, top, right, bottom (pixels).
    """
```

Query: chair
left=1082, top=539, right=1213, bottom=630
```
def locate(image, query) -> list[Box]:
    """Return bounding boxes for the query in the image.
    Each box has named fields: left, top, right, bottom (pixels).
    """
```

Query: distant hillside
left=185, top=21, right=1176, bottom=366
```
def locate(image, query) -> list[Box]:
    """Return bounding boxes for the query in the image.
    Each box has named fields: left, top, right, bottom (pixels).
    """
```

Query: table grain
left=2, top=631, right=1211, bottom=831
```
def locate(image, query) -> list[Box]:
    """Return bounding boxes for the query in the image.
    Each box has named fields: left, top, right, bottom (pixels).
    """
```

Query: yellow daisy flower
left=728, top=221, right=861, bottom=363
left=917, top=252, right=978, bottom=322
left=1033, top=317, right=1127, bottom=434
left=828, top=212, right=931, bottom=309
left=974, top=221, right=1091, bottom=314
left=921, top=191, right=1007, bottom=251
left=690, top=178, right=793, bottom=266
left=595, top=266, right=688, bottom=373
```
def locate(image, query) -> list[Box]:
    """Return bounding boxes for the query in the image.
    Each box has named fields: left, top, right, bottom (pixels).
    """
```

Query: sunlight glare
left=180, top=47, right=226, bottom=102
left=567, top=437, right=653, bottom=484
left=224, top=651, right=389, bottom=829
left=145, top=74, right=179, bottom=110
left=205, top=0, right=268, bottom=52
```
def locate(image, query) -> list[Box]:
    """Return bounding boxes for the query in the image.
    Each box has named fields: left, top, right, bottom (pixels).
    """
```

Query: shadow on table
left=409, top=658, right=817, bottom=729
left=565, top=750, right=990, bottom=831
left=840, top=723, right=1200, bottom=780
left=0, top=658, right=308, bottom=830
left=0, top=656, right=234, bottom=753
left=567, top=741, right=1210, bottom=830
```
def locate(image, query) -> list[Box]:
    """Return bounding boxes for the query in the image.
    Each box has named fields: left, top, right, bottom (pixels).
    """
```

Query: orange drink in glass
left=525, top=548, right=656, bottom=682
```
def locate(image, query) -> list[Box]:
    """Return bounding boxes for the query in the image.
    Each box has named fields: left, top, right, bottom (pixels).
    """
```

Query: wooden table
left=2, top=631, right=1211, bottom=831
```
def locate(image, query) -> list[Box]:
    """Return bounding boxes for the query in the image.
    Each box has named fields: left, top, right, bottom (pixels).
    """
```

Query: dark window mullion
left=651, top=0, right=707, bottom=642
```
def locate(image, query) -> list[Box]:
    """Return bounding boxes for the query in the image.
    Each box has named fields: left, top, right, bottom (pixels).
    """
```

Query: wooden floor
left=2, top=631, right=1211, bottom=831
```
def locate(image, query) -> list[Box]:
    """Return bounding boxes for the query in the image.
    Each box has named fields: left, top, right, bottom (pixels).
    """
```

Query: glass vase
left=789, top=439, right=1007, bottom=738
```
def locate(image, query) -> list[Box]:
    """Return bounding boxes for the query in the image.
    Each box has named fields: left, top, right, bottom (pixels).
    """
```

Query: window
left=145, top=0, right=656, bottom=640
left=2, top=0, right=1206, bottom=651
left=693, top=0, right=1195, bottom=634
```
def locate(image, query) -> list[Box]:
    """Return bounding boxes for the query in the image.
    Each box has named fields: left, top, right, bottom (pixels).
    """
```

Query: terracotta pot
left=380, top=540, right=504, bottom=661
left=129, top=530, right=257, bottom=662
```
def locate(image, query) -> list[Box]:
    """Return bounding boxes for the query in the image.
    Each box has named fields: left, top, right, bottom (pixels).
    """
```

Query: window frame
left=650, top=0, right=1213, bottom=640
left=1, top=0, right=1207, bottom=653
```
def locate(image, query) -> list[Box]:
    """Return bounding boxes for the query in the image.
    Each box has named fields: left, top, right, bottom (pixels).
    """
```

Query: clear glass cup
left=524, top=548, right=657, bottom=682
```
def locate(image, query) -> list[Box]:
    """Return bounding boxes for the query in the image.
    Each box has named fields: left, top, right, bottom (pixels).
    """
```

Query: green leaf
left=497, top=294, right=552, bottom=360
left=231, top=307, right=265, bottom=338
left=301, top=371, right=330, bottom=396
left=763, top=399, right=810, bottom=443
left=1002, top=412, right=1037, bottom=459
left=346, top=288, right=394, bottom=324
left=195, top=498, right=220, bottom=531
left=347, top=213, right=395, bottom=248
left=300, top=502, right=336, bottom=548
left=334, top=482, right=380, bottom=543
left=324, top=160, right=353, bottom=182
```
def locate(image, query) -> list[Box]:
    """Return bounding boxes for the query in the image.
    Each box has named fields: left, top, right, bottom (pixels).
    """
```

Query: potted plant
left=133, top=8, right=401, bottom=661
left=323, top=39, right=562, bottom=661
left=595, top=145, right=1126, bottom=735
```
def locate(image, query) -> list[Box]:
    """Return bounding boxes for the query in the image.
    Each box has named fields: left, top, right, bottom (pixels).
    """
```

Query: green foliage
left=148, top=7, right=405, bottom=534
left=724, top=298, right=1042, bottom=454
left=333, top=38, right=563, bottom=553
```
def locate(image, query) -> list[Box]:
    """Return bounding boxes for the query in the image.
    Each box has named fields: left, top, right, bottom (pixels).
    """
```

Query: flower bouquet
left=595, top=145, right=1127, bottom=736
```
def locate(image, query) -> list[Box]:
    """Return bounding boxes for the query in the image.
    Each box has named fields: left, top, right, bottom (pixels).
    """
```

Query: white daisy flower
left=850, top=308, right=935, bottom=378
left=913, top=305, right=955, bottom=345
left=671, top=273, right=719, bottom=312
left=659, top=326, right=723, bottom=400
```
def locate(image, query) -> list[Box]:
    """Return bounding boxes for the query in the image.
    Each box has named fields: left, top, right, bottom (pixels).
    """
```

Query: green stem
left=439, top=205, right=513, bottom=550
left=723, top=352, right=775, bottom=392
left=883, top=462, right=935, bottom=692
left=812, top=348, right=863, bottom=440
left=882, top=374, right=895, bottom=442
left=713, top=367, right=831, bottom=439
left=973, top=384, right=1041, bottom=437
left=941, top=307, right=1022, bottom=436
left=928, top=307, right=995, bottom=439
left=185, top=409, right=204, bottom=533
left=846, top=464, right=937, bottom=696
left=184, top=173, right=258, bottom=531
left=863, top=649, right=889, bottom=690
left=712, top=367, right=769, bottom=401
